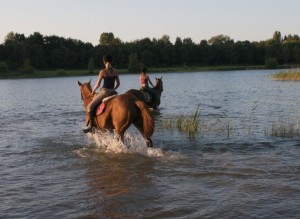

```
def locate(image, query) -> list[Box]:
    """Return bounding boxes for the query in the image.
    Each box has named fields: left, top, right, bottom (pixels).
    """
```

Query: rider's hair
left=141, top=67, right=147, bottom=73
left=103, top=54, right=113, bottom=63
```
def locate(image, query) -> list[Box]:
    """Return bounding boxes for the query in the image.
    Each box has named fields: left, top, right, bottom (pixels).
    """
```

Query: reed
left=267, top=113, right=300, bottom=137
left=160, top=104, right=300, bottom=138
left=272, top=68, right=300, bottom=81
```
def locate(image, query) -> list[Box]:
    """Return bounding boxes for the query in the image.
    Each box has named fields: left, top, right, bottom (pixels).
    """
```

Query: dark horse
left=78, top=80, right=154, bottom=147
left=126, top=77, right=163, bottom=109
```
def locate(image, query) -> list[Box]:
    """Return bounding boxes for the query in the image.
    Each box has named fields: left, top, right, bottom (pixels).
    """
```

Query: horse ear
left=88, top=79, right=91, bottom=84
left=78, top=81, right=82, bottom=86
left=155, top=77, right=158, bottom=80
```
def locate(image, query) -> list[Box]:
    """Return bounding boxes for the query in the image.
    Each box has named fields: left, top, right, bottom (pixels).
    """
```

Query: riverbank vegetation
left=271, top=68, right=300, bottom=80
left=1, top=31, right=300, bottom=79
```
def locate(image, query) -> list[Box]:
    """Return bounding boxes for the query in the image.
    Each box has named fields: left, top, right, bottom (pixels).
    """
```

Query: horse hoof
left=146, top=139, right=153, bottom=147
left=82, top=126, right=93, bottom=133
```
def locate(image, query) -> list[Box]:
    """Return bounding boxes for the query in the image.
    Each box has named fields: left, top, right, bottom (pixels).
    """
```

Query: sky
left=1, top=0, right=300, bottom=45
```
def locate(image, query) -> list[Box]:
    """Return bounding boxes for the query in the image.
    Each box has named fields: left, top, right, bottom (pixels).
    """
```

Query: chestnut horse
left=126, top=77, right=163, bottom=109
left=78, top=80, right=154, bottom=147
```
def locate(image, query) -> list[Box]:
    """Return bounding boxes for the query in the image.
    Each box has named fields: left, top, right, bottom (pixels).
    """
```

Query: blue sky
left=1, top=0, right=299, bottom=45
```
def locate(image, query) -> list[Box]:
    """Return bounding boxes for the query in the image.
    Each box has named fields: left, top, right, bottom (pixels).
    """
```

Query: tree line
left=0, top=31, right=300, bottom=75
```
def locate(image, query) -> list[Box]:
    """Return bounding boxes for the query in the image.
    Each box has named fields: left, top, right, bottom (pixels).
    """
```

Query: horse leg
left=116, top=133, right=125, bottom=144
left=114, top=122, right=130, bottom=145
left=133, top=122, right=153, bottom=147
left=145, top=138, right=153, bottom=147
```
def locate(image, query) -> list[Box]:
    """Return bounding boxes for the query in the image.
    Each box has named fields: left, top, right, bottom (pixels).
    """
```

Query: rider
left=83, top=54, right=120, bottom=133
left=140, top=67, right=160, bottom=108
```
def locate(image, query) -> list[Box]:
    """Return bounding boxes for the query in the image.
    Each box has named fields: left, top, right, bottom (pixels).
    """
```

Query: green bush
left=265, top=58, right=278, bottom=69
left=20, top=59, right=35, bottom=74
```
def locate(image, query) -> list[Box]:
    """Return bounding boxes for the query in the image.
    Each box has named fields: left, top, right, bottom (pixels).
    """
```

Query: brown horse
left=78, top=80, right=154, bottom=147
left=126, top=77, right=164, bottom=109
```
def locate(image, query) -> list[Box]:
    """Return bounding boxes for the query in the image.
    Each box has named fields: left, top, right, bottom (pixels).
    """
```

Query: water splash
left=81, top=129, right=164, bottom=157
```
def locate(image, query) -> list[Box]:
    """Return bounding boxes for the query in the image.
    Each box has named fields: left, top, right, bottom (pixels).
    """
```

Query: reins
left=82, top=95, right=94, bottom=100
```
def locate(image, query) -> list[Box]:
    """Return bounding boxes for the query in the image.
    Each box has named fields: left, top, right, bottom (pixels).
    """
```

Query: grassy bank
left=0, top=65, right=269, bottom=79
left=271, top=68, right=300, bottom=81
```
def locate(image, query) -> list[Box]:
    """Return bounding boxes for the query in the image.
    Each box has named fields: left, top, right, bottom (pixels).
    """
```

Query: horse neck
left=154, top=83, right=163, bottom=94
left=82, top=90, right=93, bottom=111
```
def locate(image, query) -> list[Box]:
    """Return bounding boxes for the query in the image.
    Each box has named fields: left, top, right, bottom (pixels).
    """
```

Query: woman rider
left=83, top=54, right=120, bottom=133
left=140, top=67, right=160, bottom=108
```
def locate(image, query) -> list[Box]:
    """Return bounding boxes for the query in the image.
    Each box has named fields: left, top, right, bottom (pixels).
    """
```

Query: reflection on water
left=1, top=70, right=300, bottom=218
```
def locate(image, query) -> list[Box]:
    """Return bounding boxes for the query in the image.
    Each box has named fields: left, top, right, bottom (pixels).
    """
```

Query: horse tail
left=134, top=100, right=154, bottom=138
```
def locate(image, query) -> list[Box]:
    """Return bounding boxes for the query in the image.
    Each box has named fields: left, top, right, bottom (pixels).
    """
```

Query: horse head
left=155, top=77, right=163, bottom=93
left=78, top=79, right=93, bottom=104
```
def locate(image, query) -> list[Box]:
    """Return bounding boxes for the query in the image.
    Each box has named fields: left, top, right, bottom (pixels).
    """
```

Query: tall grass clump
left=160, top=105, right=204, bottom=137
left=180, top=106, right=200, bottom=137
left=272, top=68, right=300, bottom=81
left=160, top=103, right=300, bottom=139
left=267, top=113, right=300, bottom=137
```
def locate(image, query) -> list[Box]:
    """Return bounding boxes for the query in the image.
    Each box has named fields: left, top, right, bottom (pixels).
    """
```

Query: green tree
left=128, top=53, right=140, bottom=73
left=20, top=59, right=35, bottom=74
left=88, top=57, right=95, bottom=74
left=265, top=57, right=278, bottom=69
left=99, top=32, right=122, bottom=46
left=0, top=61, right=9, bottom=74
left=208, top=34, right=232, bottom=45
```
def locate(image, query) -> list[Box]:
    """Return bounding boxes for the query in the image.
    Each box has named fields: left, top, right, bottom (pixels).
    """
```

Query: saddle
left=96, top=93, right=117, bottom=116
left=140, top=90, right=153, bottom=103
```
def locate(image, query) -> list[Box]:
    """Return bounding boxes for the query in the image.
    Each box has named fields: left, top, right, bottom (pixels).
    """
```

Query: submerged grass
left=160, top=105, right=300, bottom=139
left=272, top=68, right=300, bottom=81
left=268, top=113, right=300, bottom=137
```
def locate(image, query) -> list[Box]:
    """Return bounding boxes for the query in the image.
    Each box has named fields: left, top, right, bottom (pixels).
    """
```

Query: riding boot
left=83, top=111, right=95, bottom=133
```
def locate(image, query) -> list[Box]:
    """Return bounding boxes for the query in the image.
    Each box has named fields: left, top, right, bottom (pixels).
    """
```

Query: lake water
left=1, top=70, right=300, bottom=218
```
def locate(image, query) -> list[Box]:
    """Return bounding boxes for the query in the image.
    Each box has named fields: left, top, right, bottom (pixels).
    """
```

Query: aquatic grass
left=176, top=105, right=201, bottom=137
left=159, top=104, right=300, bottom=139
left=161, top=118, right=174, bottom=129
left=181, top=106, right=200, bottom=136
left=267, top=111, right=300, bottom=137
left=176, top=115, right=184, bottom=129
left=272, top=68, right=300, bottom=81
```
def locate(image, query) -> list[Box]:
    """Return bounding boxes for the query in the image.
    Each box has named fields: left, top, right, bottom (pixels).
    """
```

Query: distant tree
left=128, top=53, right=141, bottom=73
left=272, top=31, right=282, bottom=44
left=20, top=59, right=35, bottom=74
left=87, top=57, right=95, bottom=74
left=99, top=32, right=122, bottom=46
left=265, top=57, right=278, bottom=69
left=208, top=34, right=233, bottom=45
left=27, top=32, right=44, bottom=45
left=198, top=40, right=212, bottom=65
left=0, top=61, right=9, bottom=74
left=4, top=32, right=16, bottom=44
left=292, top=46, right=300, bottom=63
left=159, top=34, right=171, bottom=45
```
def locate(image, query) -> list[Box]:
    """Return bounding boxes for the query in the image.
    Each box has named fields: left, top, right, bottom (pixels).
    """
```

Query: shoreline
left=0, top=64, right=290, bottom=80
